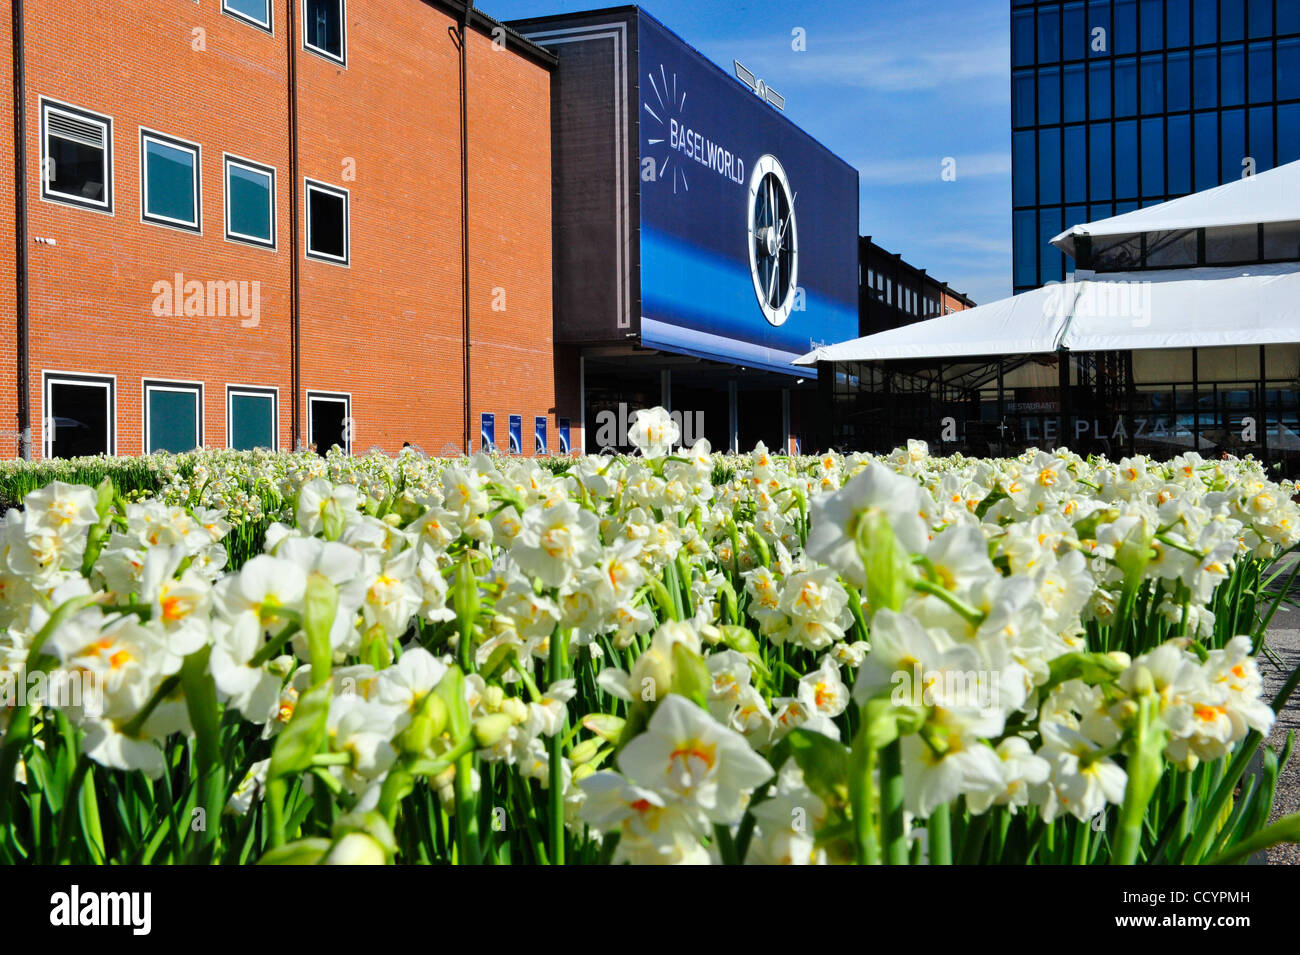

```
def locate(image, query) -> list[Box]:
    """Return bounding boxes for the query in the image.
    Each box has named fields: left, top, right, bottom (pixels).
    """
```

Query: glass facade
left=1011, top=0, right=1300, bottom=292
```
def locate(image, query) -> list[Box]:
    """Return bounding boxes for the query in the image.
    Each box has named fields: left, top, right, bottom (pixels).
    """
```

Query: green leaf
left=670, top=642, right=712, bottom=708
left=779, top=728, right=849, bottom=808
left=269, top=681, right=332, bottom=780
left=303, top=574, right=339, bottom=685
left=256, top=838, right=332, bottom=865
left=1204, top=811, right=1300, bottom=865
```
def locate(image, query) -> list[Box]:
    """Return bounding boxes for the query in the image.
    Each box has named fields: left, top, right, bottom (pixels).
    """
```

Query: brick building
left=3, top=0, right=575, bottom=459
left=858, top=236, right=976, bottom=337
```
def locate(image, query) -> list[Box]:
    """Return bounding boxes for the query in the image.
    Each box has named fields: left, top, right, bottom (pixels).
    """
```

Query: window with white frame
left=143, top=380, right=202, bottom=453
left=227, top=385, right=278, bottom=450
left=225, top=155, right=276, bottom=248
left=223, top=0, right=272, bottom=31
left=304, top=0, right=345, bottom=63
left=305, top=179, right=348, bottom=264
left=307, top=391, right=351, bottom=455
left=41, top=99, right=112, bottom=212
left=140, top=129, right=201, bottom=232
left=44, top=372, right=114, bottom=458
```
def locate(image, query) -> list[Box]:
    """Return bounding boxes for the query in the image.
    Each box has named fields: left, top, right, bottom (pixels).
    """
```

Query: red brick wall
left=4, top=0, right=569, bottom=459
left=465, top=25, right=566, bottom=457
left=0, top=6, right=18, bottom=457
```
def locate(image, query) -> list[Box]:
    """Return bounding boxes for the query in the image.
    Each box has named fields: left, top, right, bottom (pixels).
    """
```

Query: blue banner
left=508, top=415, right=522, bottom=455
left=558, top=417, right=571, bottom=454
left=535, top=416, right=548, bottom=455
left=480, top=413, right=495, bottom=453
left=636, top=12, right=859, bottom=374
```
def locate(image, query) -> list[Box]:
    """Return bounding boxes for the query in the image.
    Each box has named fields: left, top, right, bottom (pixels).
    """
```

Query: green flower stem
left=911, top=579, right=986, bottom=628
left=880, top=739, right=908, bottom=865
left=928, top=803, right=952, bottom=865
left=180, top=646, right=225, bottom=863
left=249, top=620, right=301, bottom=667
left=548, top=628, right=571, bottom=865
left=54, top=754, right=93, bottom=864
left=848, top=705, right=879, bottom=865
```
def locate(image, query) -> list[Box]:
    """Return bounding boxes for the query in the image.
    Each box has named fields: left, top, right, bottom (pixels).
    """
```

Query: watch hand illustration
left=776, top=191, right=797, bottom=248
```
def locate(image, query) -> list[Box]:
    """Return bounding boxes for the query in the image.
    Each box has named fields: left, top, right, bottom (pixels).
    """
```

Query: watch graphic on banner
left=747, top=153, right=798, bottom=327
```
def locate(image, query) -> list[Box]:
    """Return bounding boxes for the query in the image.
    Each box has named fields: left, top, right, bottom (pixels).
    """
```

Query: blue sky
left=489, top=0, right=1013, bottom=305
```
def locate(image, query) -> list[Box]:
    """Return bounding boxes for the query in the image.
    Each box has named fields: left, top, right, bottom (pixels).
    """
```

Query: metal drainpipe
left=12, top=0, right=29, bottom=459
left=287, top=0, right=301, bottom=450
left=458, top=1, right=472, bottom=455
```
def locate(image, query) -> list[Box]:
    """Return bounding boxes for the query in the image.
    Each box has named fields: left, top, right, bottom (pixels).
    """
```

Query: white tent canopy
left=794, top=262, right=1300, bottom=366
left=1051, top=159, right=1300, bottom=259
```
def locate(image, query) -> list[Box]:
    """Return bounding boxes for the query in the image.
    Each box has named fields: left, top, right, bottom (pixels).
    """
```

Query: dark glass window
left=1248, top=43, right=1273, bottom=103
left=229, top=389, right=276, bottom=450
left=141, top=132, right=200, bottom=230
left=1167, top=51, right=1191, bottom=111
left=1281, top=3, right=1300, bottom=35
left=1263, top=222, right=1300, bottom=260
left=1114, top=0, right=1138, bottom=54
left=1279, top=38, right=1300, bottom=100
left=1115, top=119, right=1139, bottom=198
left=1250, top=106, right=1274, bottom=172
left=1194, top=49, right=1218, bottom=109
left=1193, top=0, right=1217, bottom=45
left=1065, top=125, right=1088, bottom=202
left=1206, top=223, right=1259, bottom=263
left=1014, top=71, right=1036, bottom=127
left=145, top=383, right=201, bottom=454
left=1168, top=114, right=1192, bottom=192
left=1195, top=111, right=1219, bottom=190
left=1247, top=0, right=1272, bottom=38
left=41, top=100, right=111, bottom=212
left=1141, top=116, right=1165, bottom=196
left=308, top=393, right=350, bottom=455
left=1220, top=45, right=1245, bottom=106
left=1220, top=0, right=1245, bottom=43
left=1039, top=128, right=1062, bottom=204
left=1090, top=61, right=1111, bottom=119
left=1014, top=131, right=1036, bottom=206
left=1039, top=68, right=1061, bottom=125
left=1140, top=0, right=1163, bottom=50
left=1013, top=10, right=1035, bottom=67
left=1040, top=208, right=1065, bottom=282
left=1115, top=57, right=1138, bottom=115
left=1140, top=55, right=1164, bottom=113
left=1014, top=210, right=1037, bottom=287
left=1167, top=0, right=1191, bottom=47
left=304, top=0, right=345, bottom=63
left=1274, top=103, right=1294, bottom=160
left=1065, top=63, right=1087, bottom=122
left=1089, top=122, right=1112, bottom=200
left=46, top=376, right=112, bottom=458
left=226, top=157, right=275, bottom=247
left=1039, top=8, right=1061, bottom=63
left=305, top=179, right=348, bottom=263
left=224, top=0, right=271, bottom=29
left=1064, top=2, right=1087, bottom=59
left=1221, top=108, right=1246, bottom=181
left=1088, top=0, right=1111, bottom=57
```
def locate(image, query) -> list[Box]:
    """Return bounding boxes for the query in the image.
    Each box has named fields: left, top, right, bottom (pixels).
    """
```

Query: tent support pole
left=1260, top=345, right=1268, bottom=463
left=997, top=357, right=1005, bottom=454
left=1192, top=348, right=1199, bottom=452
left=1057, top=349, right=1070, bottom=450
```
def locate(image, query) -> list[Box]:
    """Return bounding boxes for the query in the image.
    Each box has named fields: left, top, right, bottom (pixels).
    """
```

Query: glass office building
left=1011, top=0, right=1300, bottom=293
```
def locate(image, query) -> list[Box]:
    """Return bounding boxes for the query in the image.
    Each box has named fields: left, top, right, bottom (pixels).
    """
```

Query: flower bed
left=1, top=410, right=1298, bottom=865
